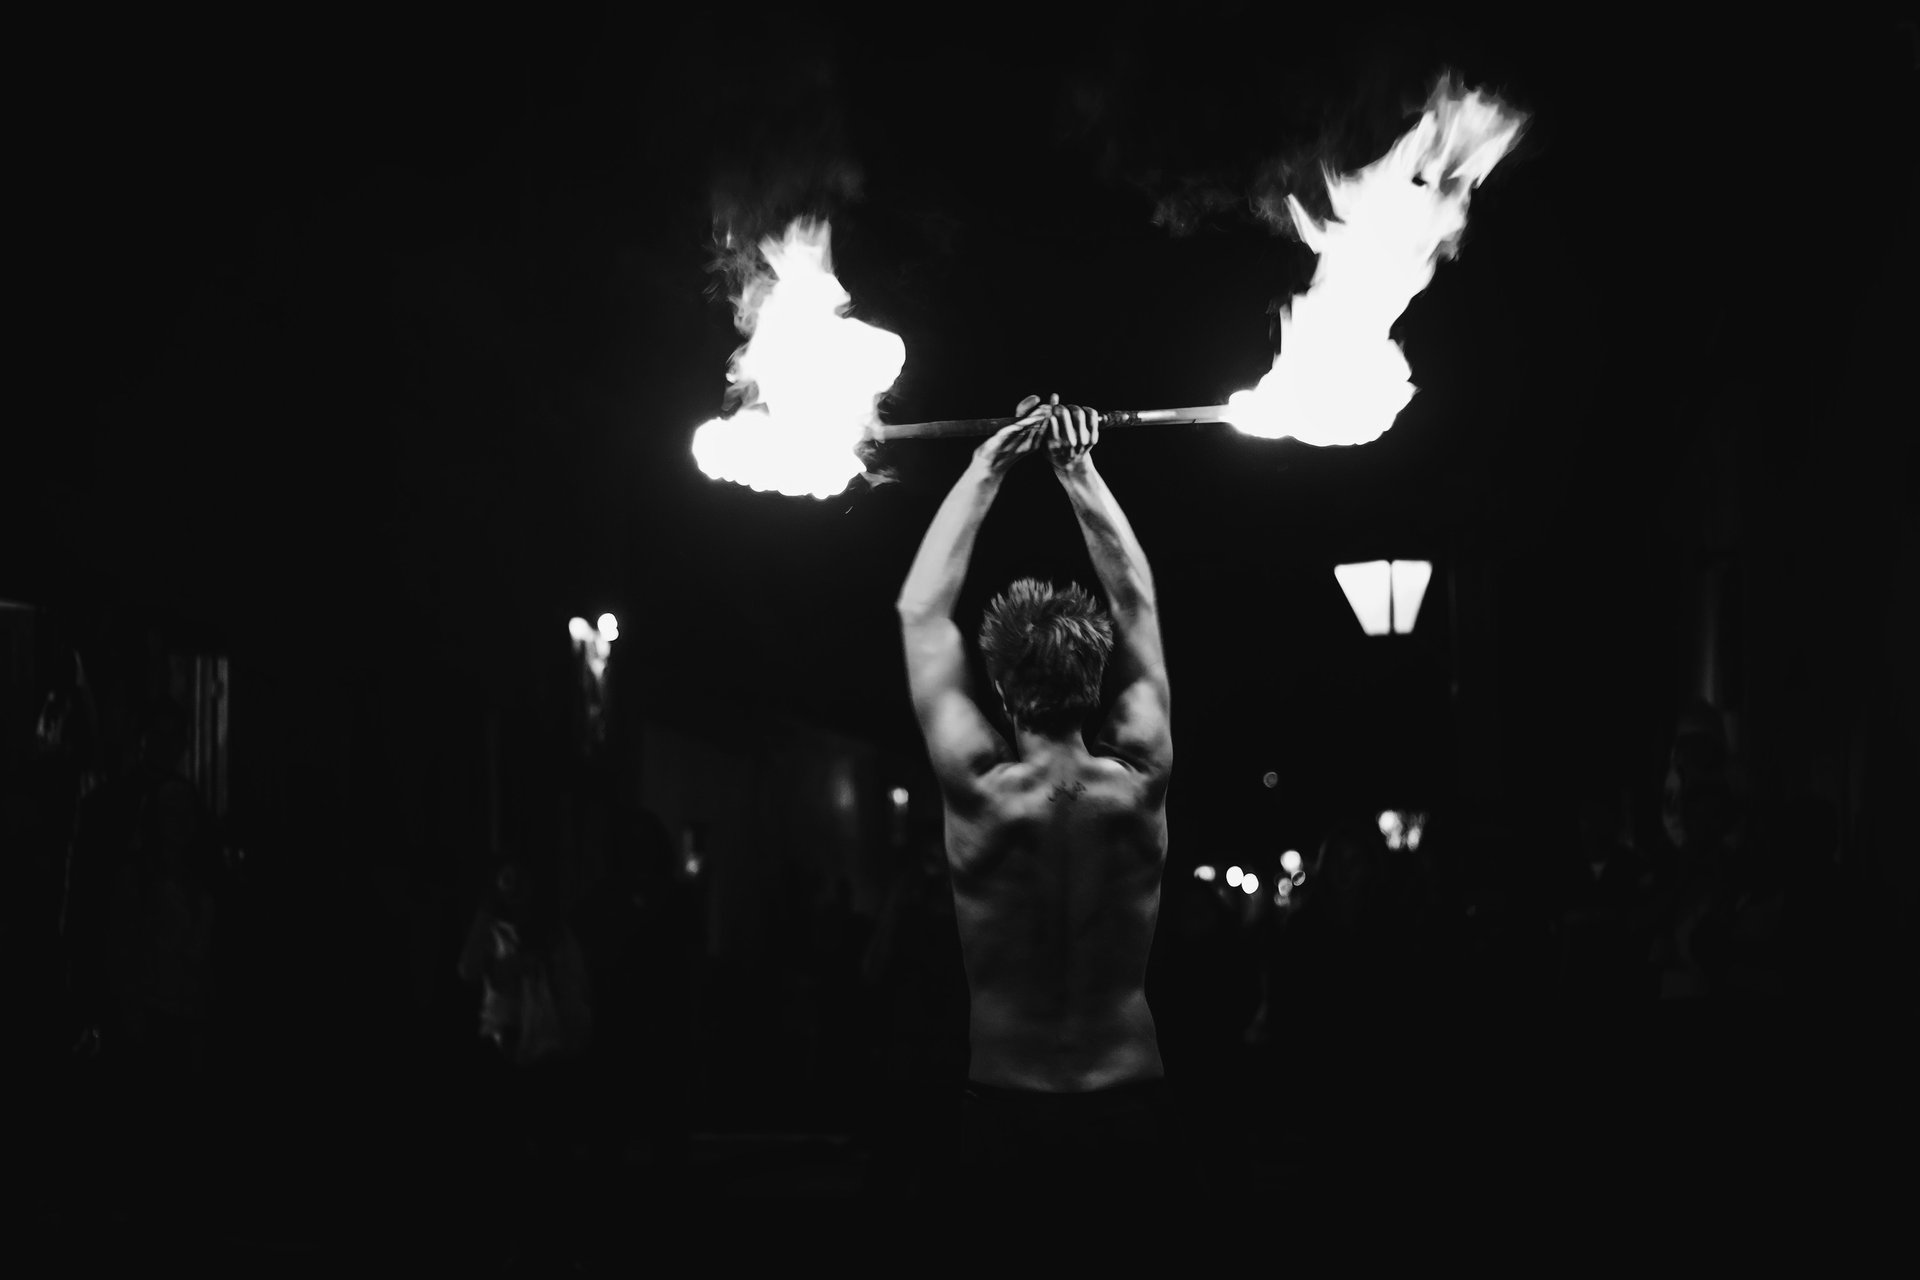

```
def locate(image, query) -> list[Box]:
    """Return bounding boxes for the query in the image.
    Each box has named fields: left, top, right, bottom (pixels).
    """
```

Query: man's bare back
left=947, top=746, right=1168, bottom=1091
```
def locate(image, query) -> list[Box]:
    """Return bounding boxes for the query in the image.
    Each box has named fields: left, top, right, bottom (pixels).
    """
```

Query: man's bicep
left=919, top=691, right=1009, bottom=790
left=1098, top=676, right=1172, bottom=778
left=1109, top=599, right=1168, bottom=687
left=902, top=618, right=1008, bottom=785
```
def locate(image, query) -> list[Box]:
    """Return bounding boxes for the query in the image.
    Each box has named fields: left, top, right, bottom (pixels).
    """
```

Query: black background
left=8, top=0, right=1916, bottom=1250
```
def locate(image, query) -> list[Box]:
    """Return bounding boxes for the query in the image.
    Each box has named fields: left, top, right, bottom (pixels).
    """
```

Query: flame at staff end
left=1227, top=74, right=1529, bottom=446
left=691, top=219, right=906, bottom=499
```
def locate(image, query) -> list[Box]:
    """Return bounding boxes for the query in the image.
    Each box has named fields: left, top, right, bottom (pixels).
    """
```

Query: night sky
left=17, top=4, right=1915, bottom=851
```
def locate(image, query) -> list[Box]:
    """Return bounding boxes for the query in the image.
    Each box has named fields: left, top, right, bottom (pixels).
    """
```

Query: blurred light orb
left=1377, top=808, right=1422, bottom=851
left=1242, top=874, right=1260, bottom=895
left=597, top=613, right=620, bottom=641
left=1262, top=771, right=1279, bottom=789
left=889, top=787, right=909, bottom=808
left=568, top=617, right=594, bottom=642
left=1280, top=849, right=1303, bottom=876
left=1226, top=866, right=1244, bottom=888
left=1194, top=865, right=1218, bottom=882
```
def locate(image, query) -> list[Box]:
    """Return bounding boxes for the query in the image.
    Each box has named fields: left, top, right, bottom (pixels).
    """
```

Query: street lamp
left=1334, top=560, right=1431, bottom=636
left=568, top=613, right=618, bottom=750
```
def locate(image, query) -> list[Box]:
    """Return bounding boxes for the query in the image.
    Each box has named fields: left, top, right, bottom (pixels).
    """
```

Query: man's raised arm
left=1047, top=403, right=1172, bottom=780
left=896, top=398, right=1050, bottom=791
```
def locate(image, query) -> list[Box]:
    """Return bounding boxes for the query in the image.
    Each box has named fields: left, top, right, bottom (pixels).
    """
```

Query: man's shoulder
left=948, top=766, right=1166, bottom=851
left=942, top=758, right=1036, bottom=805
left=964, top=755, right=1159, bottom=800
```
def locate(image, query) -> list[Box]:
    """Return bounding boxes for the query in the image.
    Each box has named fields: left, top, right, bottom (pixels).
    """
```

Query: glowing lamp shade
left=1334, top=561, right=1392, bottom=636
left=597, top=613, right=620, bottom=642
left=1334, top=560, right=1431, bottom=636
left=1391, top=560, right=1431, bottom=634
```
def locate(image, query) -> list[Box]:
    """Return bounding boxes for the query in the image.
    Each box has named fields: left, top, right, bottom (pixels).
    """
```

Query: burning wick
left=692, top=219, right=906, bottom=499
left=1227, top=74, right=1529, bottom=446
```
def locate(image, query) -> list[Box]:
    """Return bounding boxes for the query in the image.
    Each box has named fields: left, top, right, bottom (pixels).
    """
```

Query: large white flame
left=692, top=219, right=905, bottom=499
left=1227, top=76, right=1528, bottom=446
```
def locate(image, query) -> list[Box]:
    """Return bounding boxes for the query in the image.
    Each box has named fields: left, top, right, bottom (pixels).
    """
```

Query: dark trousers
left=958, top=1078, right=1207, bottom=1203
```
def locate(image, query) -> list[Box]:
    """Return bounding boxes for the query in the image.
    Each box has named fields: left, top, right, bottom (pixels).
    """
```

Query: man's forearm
left=1059, top=462, right=1154, bottom=612
left=897, top=458, right=1004, bottom=620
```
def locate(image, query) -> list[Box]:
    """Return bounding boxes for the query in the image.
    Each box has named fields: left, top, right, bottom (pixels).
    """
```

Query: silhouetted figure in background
left=457, top=856, right=595, bottom=1269
left=66, top=697, right=215, bottom=1064
left=808, top=874, right=871, bottom=1132
left=1651, top=701, right=1731, bottom=1001
left=1279, top=821, right=1412, bottom=1017
left=1145, top=866, right=1257, bottom=1180
left=1765, top=792, right=1847, bottom=998
left=861, top=834, right=970, bottom=1201
left=1636, top=700, right=1812, bottom=1183
left=8, top=652, right=103, bottom=1219
left=17, top=654, right=99, bottom=1072
left=1643, top=699, right=1794, bottom=1014
left=68, top=701, right=216, bottom=1058
left=1558, top=787, right=1657, bottom=1004
left=1270, top=821, right=1409, bottom=1159
left=570, top=803, right=692, bottom=1197
left=55, top=693, right=220, bottom=1230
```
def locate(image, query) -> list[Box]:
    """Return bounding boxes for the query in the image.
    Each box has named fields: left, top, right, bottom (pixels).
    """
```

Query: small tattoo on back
left=1047, top=781, right=1088, bottom=804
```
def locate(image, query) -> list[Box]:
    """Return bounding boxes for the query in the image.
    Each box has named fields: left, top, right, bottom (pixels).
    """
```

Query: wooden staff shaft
left=868, top=404, right=1235, bottom=441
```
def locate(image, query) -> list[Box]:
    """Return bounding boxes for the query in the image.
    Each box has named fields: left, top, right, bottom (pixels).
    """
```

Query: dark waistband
left=964, top=1077, right=1167, bottom=1108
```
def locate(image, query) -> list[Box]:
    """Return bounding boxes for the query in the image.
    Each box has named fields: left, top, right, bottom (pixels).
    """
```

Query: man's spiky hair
left=978, top=579, right=1114, bottom=735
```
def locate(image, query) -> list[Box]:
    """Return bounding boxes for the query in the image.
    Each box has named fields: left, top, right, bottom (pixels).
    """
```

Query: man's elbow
left=896, top=597, right=943, bottom=626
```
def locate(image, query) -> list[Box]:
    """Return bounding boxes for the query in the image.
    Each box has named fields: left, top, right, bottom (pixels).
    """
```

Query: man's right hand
left=1032, top=395, right=1100, bottom=476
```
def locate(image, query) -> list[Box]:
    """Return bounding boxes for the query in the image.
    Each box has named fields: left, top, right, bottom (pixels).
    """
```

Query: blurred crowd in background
left=5, top=623, right=1909, bottom=1267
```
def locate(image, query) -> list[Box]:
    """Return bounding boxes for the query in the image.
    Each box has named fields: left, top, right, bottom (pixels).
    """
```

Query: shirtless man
left=896, top=393, right=1182, bottom=1197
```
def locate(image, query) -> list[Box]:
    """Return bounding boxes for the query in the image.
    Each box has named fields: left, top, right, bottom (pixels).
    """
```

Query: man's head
left=978, top=578, right=1113, bottom=736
